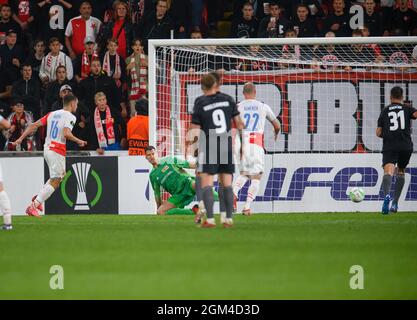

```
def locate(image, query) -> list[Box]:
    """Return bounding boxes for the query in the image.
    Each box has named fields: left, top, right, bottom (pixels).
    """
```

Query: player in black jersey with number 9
left=187, top=73, right=244, bottom=228
left=376, top=86, right=417, bottom=214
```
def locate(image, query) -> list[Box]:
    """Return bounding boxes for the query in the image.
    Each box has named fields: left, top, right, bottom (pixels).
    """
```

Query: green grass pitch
left=1, top=213, right=416, bottom=299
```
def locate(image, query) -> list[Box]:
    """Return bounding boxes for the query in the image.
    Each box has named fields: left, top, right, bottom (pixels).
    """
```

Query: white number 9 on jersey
left=212, top=109, right=227, bottom=134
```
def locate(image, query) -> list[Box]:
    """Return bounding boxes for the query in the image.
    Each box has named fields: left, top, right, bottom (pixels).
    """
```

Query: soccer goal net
left=148, top=37, right=417, bottom=213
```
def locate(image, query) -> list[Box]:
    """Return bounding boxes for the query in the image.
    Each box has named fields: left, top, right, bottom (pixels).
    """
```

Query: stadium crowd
left=0, top=0, right=416, bottom=153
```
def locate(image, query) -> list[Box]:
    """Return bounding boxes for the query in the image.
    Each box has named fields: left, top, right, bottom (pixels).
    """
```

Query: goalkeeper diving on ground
left=145, top=146, right=218, bottom=217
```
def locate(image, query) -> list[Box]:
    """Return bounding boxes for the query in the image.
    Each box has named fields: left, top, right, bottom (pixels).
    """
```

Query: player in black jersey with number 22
left=187, top=73, right=244, bottom=228
left=376, top=86, right=417, bottom=214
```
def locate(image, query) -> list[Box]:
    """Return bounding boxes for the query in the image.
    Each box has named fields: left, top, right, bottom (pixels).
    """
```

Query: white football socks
left=220, top=211, right=226, bottom=223
left=244, top=179, right=260, bottom=210
left=233, top=175, right=249, bottom=197
left=35, top=183, right=56, bottom=205
left=0, top=190, right=12, bottom=225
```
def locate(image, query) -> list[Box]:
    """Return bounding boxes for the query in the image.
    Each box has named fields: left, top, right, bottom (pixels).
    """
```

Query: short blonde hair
left=94, top=92, right=106, bottom=103
left=243, top=82, right=256, bottom=95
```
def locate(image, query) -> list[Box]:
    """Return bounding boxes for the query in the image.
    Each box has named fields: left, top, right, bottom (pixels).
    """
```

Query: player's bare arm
left=150, top=176, right=163, bottom=212
left=271, top=119, right=281, bottom=140
left=376, top=127, right=383, bottom=138
left=0, top=118, right=11, bottom=130
left=13, top=120, right=43, bottom=145
left=63, top=127, right=87, bottom=147
left=155, top=196, right=162, bottom=210
left=233, top=115, right=245, bottom=158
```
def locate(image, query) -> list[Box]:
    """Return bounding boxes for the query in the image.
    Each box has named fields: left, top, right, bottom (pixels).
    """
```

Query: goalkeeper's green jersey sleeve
left=149, top=156, right=192, bottom=197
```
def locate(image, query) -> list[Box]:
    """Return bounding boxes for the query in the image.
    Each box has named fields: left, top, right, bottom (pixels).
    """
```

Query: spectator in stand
left=230, top=2, right=259, bottom=38
left=24, top=39, right=46, bottom=79
left=39, top=37, right=73, bottom=86
left=233, top=0, right=268, bottom=22
left=11, top=63, right=41, bottom=119
left=291, top=3, right=319, bottom=37
left=101, top=37, right=126, bottom=90
left=43, top=65, right=74, bottom=114
left=87, top=91, right=125, bottom=153
left=10, top=0, right=37, bottom=46
left=73, top=36, right=99, bottom=83
left=50, top=83, right=72, bottom=110
left=71, top=0, right=111, bottom=22
left=65, top=1, right=102, bottom=60
left=126, top=0, right=153, bottom=24
left=77, top=58, right=124, bottom=117
left=138, top=0, right=173, bottom=53
left=257, top=1, right=290, bottom=38
left=3, top=97, right=35, bottom=151
left=277, top=0, right=298, bottom=19
left=190, top=28, right=203, bottom=40
left=36, top=0, right=73, bottom=44
left=126, top=38, right=148, bottom=117
left=291, top=0, right=324, bottom=19
left=0, top=29, right=24, bottom=84
left=313, top=31, right=347, bottom=70
left=389, top=0, right=417, bottom=35
left=96, top=0, right=135, bottom=59
left=0, top=4, right=22, bottom=45
left=362, top=0, right=383, bottom=36
left=127, top=95, right=148, bottom=155
left=323, top=0, right=352, bottom=37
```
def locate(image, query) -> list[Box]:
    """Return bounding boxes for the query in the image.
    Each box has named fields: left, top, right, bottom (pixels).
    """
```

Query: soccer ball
left=349, top=187, right=365, bottom=203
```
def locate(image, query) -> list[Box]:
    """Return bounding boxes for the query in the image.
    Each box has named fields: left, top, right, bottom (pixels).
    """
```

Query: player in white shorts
left=14, top=95, right=87, bottom=217
left=233, top=83, right=280, bottom=215
left=0, top=115, right=13, bottom=230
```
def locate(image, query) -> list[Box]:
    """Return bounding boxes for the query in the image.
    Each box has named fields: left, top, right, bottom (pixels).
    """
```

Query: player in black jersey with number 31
left=187, top=73, right=244, bottom=228
left=376, top=86, right=417, bottom=214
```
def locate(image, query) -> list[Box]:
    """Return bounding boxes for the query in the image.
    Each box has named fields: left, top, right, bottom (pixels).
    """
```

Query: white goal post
left=147, top=36, right=417, bottom=213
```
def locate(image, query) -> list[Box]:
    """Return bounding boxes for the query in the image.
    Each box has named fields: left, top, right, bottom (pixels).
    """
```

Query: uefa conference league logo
left=60, top=163, right=103, bottom=211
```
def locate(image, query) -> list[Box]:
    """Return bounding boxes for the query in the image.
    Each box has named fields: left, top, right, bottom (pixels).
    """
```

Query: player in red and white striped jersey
left=233, top=83, right=281, bottom=216
left=65, top=1, right=102, bottom=59
left=14, top=95, right=87, bottom=217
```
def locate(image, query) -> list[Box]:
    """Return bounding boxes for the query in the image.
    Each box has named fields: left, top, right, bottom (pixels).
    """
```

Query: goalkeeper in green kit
left=145, top=145, right=217, bottom=218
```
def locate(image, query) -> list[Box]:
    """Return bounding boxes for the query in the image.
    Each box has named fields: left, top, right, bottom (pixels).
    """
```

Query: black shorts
left=382, top=151, right=412, bottom=168
left=198, top=139, right=235, bottom=175
left=199, top=164, right=235, bottom=175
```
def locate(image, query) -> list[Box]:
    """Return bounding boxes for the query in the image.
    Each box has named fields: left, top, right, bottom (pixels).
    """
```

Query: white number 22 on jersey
left=212, top=109, right=227, bottom=134
left=388, top=110, right=405, bottom=131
